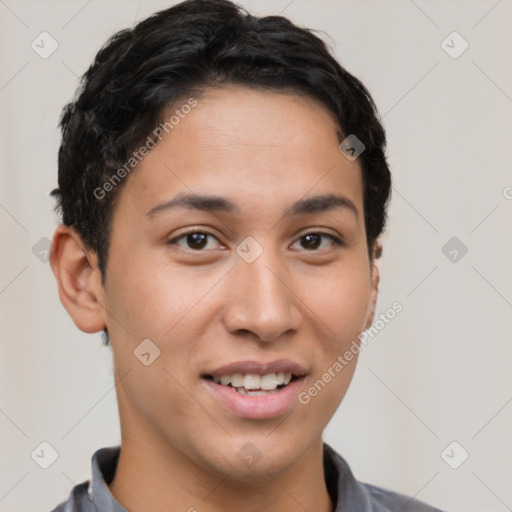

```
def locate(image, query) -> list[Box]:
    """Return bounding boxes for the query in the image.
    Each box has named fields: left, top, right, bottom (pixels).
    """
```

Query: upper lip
left=203, top=359, right=307, bottom=378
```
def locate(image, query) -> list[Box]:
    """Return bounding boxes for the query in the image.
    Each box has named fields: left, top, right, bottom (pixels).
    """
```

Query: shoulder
left=48, top=481, right=94, bottom=512
left=358, top=481, right=446, bottom=512
left=323, top=443, right=446, bottom=512
left=49, top=445, right=122, bottom=512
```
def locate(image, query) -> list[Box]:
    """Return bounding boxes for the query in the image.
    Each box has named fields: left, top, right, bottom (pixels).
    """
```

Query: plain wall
left=1, top=1, right=511, bottom=511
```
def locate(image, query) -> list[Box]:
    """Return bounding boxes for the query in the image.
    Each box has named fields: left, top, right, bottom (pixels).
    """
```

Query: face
left=84, top=85, right=377, bottom=479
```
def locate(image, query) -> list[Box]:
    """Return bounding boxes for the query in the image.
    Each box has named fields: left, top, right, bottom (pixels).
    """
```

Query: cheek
left=106, top=262, right=222, bottom=399
left=296, top=267, right=369, bottom=424
left=298, top=261, right=370, bottom=408
left=107, top=257, right=218, bottom=342
left=306, top=262, right=372, bottom=343
left=107, top=265, right=213, bottom=426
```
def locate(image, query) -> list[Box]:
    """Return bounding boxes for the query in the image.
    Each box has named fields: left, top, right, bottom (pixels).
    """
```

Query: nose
left=222, top=247, right=302, bottom=343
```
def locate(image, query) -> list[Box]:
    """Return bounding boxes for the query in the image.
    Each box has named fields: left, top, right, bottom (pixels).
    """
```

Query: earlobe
left=364, top=241, right=381, bottom=330
left=50, top=225, right=106, bottom=334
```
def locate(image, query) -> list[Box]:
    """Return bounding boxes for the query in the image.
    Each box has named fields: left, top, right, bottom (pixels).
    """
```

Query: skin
left=50, top=85, right=380, bottom=512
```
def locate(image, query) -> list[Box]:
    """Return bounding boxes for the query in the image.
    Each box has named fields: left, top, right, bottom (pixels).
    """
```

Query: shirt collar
left=89, top=446, right=127, bottom=512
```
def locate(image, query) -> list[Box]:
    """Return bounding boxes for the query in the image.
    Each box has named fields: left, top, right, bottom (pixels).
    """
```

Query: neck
left=108, top=429, right=333, bottom=512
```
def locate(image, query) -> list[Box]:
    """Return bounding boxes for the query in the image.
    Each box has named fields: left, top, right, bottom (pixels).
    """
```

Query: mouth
left=202, top=372, right=302, bottom=396
left=201, top=362, right=307, bottom=419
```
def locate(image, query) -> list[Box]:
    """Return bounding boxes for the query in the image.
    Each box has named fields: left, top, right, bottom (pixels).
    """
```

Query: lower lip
left=202, top=377, right=305, bottom=420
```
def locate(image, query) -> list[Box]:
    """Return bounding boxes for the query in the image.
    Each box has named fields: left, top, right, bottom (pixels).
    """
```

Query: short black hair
left=51, top=0, right=391, bottom=345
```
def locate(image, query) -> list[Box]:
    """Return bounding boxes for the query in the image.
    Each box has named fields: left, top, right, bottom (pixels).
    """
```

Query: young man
left=49, top=0, right=443, bottom=510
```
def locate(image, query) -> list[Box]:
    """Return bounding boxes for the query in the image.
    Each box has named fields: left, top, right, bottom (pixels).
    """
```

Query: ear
left=364, top=240, right=381, bottom=330
left=49, top=225, right=106, bottom=333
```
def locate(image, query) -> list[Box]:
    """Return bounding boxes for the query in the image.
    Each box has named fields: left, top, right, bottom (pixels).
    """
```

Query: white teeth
left=244, top=374, right=261, bottom=390
left=260, top=373, right=278, bottom=390
left=231, top=373, right=244, bottom=387
left=247, top=389, right=279, bottom=396
left=236, top=387, right=280, bottom=396
left=211, top=371, right=294, bottom=391
left=275, top=372, right=292, bottom=386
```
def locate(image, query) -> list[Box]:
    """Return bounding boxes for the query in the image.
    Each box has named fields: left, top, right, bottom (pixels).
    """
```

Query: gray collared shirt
left=50, top=444, right=444, bottom=511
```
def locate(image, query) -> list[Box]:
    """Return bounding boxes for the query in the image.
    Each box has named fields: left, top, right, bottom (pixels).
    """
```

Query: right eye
left=167, top=230, right=224, bottom=251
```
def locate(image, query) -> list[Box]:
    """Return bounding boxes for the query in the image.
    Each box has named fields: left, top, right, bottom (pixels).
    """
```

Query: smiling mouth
left=202, top=373, right=301, bottom=396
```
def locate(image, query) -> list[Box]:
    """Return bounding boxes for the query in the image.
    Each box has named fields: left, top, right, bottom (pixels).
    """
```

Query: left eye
left=291, top=232, right=342, bottom=251
left=168, top=231, right=342, bottom=252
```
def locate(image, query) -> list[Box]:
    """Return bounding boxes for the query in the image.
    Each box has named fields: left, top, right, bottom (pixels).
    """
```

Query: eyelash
left=167, top=230, right=344, bottom=252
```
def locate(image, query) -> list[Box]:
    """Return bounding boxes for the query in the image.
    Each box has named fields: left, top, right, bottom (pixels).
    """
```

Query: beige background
left=1, top=1, right=511, bottom=511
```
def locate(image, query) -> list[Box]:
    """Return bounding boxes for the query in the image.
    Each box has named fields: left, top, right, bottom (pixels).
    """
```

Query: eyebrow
left=146, top=192, right=358, bottom=219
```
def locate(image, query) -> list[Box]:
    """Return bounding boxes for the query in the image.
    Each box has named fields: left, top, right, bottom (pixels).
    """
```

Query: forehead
left=114, top=85, right=363, bottom=221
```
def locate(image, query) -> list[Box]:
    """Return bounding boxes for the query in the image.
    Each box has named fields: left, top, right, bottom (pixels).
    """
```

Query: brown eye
left=185, top=232, right=208, bottom=249
left=301, top=233, right=322, bottom=250
left=168, top=231, right=221, bottom=251
left=292, top=232, right=343, bottom=251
